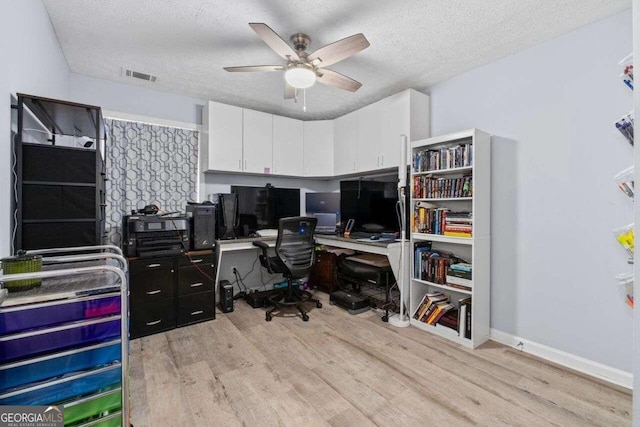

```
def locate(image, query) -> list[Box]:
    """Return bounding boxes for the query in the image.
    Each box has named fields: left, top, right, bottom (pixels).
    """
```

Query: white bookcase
left=409, top=129, right=490, bottom=349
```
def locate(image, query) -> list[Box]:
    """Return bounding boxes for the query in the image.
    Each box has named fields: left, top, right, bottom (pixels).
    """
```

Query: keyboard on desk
left=349, top=231, right=377, bottom=239
left=256, top=229, right=278, bottom=238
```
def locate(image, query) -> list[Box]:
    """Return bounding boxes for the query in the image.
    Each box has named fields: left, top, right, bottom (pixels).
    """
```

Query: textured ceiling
left=43, top=0, right=629, bottom=120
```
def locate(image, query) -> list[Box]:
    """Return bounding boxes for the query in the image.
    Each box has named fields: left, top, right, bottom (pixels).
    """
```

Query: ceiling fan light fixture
left=285, top=66, right=316, bottom=89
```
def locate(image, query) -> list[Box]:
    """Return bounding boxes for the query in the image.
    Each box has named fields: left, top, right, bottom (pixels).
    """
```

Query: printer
left=122, top=215, right=190, bottom=257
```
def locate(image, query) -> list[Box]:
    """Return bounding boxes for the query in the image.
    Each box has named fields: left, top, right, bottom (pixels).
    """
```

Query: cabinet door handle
left=190, top=310, right=204, bottom=316
left=238, top=159, right=241, bottom=170
left=147, top=263, right=161, bottom=268
left=190, top=282, right=204, bottom=288
left=353, top=161, right=356, bottom=171
left=244, top=160, right=247, bottom=170
left=380, top=155, right=384, bottom=166
left=146, top=289, right=162, bottom=295
left=377, top=156, right=380, bottom=167
left=190, top=259, right=203, bottom=264
left=146, top=319, right=162, bottom=326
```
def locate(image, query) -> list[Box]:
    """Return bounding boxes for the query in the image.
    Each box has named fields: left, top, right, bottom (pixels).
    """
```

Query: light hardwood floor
left=129, top=294, right=632, bottom=426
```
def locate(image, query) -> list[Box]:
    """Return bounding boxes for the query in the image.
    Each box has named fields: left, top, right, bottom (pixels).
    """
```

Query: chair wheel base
left=266, top=313, right=272, bottom=321
left=316, top=301, right=322, bottom=308
left=302, top=314, right=309, bottom=321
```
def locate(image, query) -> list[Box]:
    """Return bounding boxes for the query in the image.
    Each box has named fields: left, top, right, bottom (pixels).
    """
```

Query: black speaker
left=217, top=193, right=238, bottom=239
left=187, top=204, right=216, bottom=250
left=219, top=280, right=234, bottom=313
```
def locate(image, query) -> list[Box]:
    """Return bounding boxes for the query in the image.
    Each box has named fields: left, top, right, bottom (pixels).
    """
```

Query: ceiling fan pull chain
left=303, top=88, right=307, bottom=112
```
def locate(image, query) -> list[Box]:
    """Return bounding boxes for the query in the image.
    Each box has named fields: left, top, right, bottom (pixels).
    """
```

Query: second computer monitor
left=306, top=192, right=340, bottom=214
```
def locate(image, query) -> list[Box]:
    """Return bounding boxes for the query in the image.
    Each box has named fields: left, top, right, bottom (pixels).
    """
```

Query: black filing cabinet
left=129, top=251, right=216, bottom=339
left=176, top=252, right=216, bottom=327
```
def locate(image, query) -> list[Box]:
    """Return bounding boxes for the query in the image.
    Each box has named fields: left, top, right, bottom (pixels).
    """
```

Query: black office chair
left=253, top=217, right=322, bottom=321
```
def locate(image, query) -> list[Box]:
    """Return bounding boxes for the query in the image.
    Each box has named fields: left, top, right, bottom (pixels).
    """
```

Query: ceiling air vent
left=124, top=69, right=157, bottom=82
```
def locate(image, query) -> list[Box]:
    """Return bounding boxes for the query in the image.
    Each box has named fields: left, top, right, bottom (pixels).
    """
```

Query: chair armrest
left=253, top=240, right=270, bottom=256
left=253, top=240, right=273, bottom=273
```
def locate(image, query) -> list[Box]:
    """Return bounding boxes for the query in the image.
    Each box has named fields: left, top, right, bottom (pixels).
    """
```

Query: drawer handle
left=146, top=289, right=162, bottom=295
left=191, top=310, right=204, bottom=316
left=190, top=282, right=204, bottom=288
left=191, top=259, right=203, bottom=264
left=146, top=320, right=162, bottom=326
left=147, top=264, right=161, bottom=268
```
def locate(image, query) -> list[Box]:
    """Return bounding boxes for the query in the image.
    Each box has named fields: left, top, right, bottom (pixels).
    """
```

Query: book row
left=413, top=143, right=473, bottom=172
left=413, top=208, right=473, bottom=237
left=413, top=292, right=472, bottom=339
left=414, top=245, right=473, bottom=289
left=413, top=175, right=472, bottom=199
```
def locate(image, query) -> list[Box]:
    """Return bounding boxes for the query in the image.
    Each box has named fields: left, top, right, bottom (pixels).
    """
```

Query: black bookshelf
left=14, top=93, right=107, bottom=251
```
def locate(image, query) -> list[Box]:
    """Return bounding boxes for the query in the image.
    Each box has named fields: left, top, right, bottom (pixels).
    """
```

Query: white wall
left=429, top=10, right=634, bottom=372
left=1, top=0, right=70, bottom=257
left=70, top=73, right=205, bottom=125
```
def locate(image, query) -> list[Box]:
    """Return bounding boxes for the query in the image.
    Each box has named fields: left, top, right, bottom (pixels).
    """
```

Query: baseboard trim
left=490, top=329, right=632, bottom=390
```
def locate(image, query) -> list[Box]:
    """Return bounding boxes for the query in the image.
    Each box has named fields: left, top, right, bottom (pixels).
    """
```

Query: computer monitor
left=340, top=180, right=400, bottom=234
left=314, top=212, right=338, bottom=234
left=305, top=192, right=340, bottom=214
left=231, top=185, right=300, bottom=236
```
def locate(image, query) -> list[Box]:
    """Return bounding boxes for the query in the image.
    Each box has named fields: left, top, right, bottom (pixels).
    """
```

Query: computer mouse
left=370, top=235, right=380, bottom=241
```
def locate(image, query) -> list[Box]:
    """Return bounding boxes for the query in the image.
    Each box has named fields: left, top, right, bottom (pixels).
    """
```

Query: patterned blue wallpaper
left=105, top=119, right=199, bottom=246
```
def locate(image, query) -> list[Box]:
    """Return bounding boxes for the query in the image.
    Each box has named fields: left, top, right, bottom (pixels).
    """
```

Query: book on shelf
left=413, top=241, right=433, bottom=278
left=447, top=270, right=472, bottom=280
left=443, top=231, right=472, bottom=238
left=413, top=292, right=447, bottom=321
left=446, top=274, right=472, bottom=284
left=419, top=296, right=448, bottom=322
left=450, top=263, right=472, bottom=273
left=428, top=302, right=456, bottom=325
left=446, top=279, right=472, bottom=292
left=412, top=294, right=427, bottom=319
left=437, top=309, right=459, bottom=331
left=458, top=297, right=472, bottom=339
left=444, top=225, right=472, bottom=232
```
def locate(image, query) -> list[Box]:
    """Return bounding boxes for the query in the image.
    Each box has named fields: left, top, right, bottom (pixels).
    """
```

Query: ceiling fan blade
left=307, top=33, right=370, bottom=68
left=224, top=65, right=285, bottom=72
left=316, top=69, right=362, bottom=92
left=249, top=23, right=299, bottom=61
left=284, top=84, right=297, bottom=100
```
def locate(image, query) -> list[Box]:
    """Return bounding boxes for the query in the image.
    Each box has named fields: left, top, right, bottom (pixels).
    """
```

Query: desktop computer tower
left=217, top=193, right=238, bottom=239
left=218, top=280, right=234, bottom=313
left=186, top=204, right=216, bottom=250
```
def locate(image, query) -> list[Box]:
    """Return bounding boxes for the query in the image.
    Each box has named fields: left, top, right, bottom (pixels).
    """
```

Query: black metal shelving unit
left=14, top=93, right=107, bottom=251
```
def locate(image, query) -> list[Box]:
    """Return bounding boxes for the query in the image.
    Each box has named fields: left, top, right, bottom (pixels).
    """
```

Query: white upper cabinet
left=380, top=91, right=409, bottom=169
left=303, top=120, right=334, bottom=177
left=333, top=111, right=358, bottom=176
left=242, top=109, right=273, bottom=174
left=201, top=101, right=243, bottom=172
left=381, top=89, right=430, bottom=166
left=272, top=116, right=303, bottom=176
left=354, top=89, right=430, bottom=173
left=356, top=102, right=383, bottom=172
left=202, top=89, right=429, bottom=177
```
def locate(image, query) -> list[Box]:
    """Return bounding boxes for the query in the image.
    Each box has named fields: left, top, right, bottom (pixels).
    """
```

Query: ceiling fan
left=224, top=23, right=370, bottom=100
